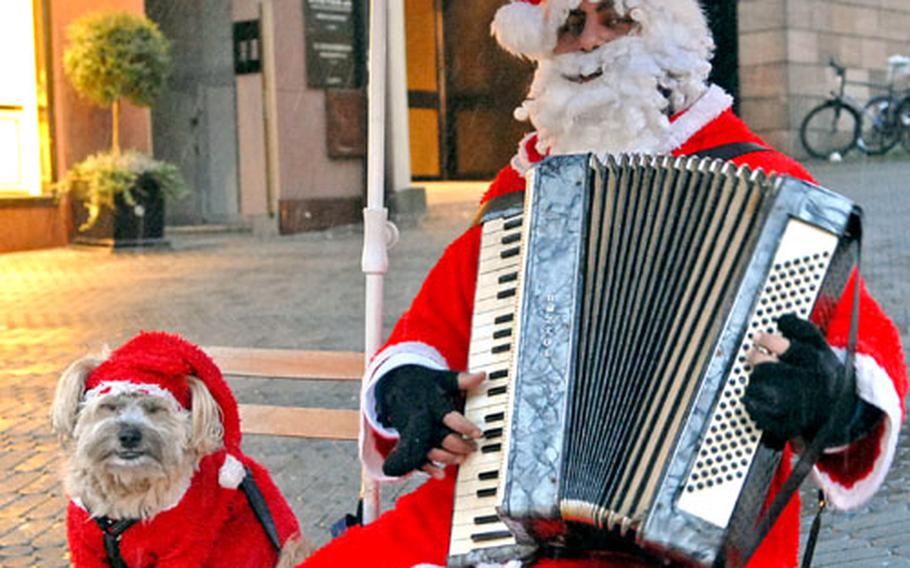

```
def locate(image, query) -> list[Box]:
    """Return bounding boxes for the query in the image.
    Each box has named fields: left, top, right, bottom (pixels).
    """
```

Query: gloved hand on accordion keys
left=744, top=314, right=881, bottom=449
left=375, top=365, right=484, bottom=478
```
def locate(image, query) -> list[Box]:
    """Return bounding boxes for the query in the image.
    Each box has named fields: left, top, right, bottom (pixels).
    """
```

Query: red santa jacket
left=329, top=85, right=907, bottom=568
left=67, top=450, right=300, bottom=568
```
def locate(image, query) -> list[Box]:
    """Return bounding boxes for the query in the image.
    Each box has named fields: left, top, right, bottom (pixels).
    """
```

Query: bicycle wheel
left=800, top=100, right=861, bottom=160
left=897, top=96, right=910, bottom=152
left=858, top=95, right=900, bottom=155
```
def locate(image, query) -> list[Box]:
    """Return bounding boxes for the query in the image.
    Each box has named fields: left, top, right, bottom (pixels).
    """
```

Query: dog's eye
left=99, top=403, right=117, bottom=412
left=147, top=405, right=163, bottom=415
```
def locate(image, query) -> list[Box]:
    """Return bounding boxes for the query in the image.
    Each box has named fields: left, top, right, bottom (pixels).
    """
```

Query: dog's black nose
left=118, top=425, right=143, bottom=449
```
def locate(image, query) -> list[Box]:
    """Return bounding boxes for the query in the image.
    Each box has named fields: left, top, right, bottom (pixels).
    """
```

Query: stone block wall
left=737, top=0, right=910, bottom=158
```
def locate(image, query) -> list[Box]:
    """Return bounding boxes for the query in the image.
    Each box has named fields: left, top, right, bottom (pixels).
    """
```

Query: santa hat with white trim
left=83, top=331, right=242, bottom=451
left=491, top=0, right=712, bottom=61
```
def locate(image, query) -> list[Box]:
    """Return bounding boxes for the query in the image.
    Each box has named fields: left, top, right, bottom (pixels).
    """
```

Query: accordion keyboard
left=448, top=212, right=524, bottom=560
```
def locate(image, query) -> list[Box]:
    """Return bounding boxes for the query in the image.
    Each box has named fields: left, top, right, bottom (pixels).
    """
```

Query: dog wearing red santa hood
left=51, top=331, right=311, bottom=567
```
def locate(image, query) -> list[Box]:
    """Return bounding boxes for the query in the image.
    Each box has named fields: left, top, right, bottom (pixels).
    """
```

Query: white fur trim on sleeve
left=659, top=84, right=733, bottom=154
left=218, top=454, right=246, bottom=489
left=811, top=350, right=903, bottom=510
left=359, top=341, right=450, bottom=481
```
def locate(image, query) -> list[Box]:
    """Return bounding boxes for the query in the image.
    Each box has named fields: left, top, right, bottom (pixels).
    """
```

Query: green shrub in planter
left=58, top=150, right=187, bottom=231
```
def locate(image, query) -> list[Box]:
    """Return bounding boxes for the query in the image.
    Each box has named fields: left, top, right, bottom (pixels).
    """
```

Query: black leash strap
left=94, top=516, right=138, bottom=568
left=732, top=210, right=863, bottom=568
left=802, top=490, right=827, bottom=568
left=240, top=465, right=282, bottom=552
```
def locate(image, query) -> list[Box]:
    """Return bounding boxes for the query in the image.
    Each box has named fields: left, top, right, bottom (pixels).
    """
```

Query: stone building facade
left=738, top=0, right=910, bottom=157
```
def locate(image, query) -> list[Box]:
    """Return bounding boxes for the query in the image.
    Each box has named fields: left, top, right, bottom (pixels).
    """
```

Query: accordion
left=448, top=154, right=861, bottom=567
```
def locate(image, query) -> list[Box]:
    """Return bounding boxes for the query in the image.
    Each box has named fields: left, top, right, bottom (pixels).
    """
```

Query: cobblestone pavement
left=1, top=157, right=908, bottom=567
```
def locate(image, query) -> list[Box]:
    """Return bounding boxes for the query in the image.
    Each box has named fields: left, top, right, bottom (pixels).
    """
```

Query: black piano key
left=481, top=443, right=502, bottom=454
left=485, top=411, right=505, bottom=422
left=471, top=529, right=513, bottom=542
left=491, top=343, right=511, bottom=354
left=498, top=272, right=518, bottom=284
left=487, top=386, right=507, bottom=397
left=478, top=470, right=499, bottom=481
left=488, top=369, right=508, bottom=380
left=476, top=487, right=497, bottom=498
left=501, top=232, right=521, bottom=245
left=494, top=313, right=514, bottom=325
left=484, top=427, right=503, bottom=439
left=501, top=246, right=520, bottom=259
left=503, top=217, right=522, bottom=231
left=496, top=288, right=516, bottom=299
left=473, top=514, right=500, bottom=525
left=493, top=328, right=512, bottom=339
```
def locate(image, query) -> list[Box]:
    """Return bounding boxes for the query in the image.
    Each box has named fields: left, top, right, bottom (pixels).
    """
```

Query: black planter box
left=73, top=174, right=169, bottom=249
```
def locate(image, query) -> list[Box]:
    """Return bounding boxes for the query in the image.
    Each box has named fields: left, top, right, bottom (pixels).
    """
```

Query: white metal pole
left=387, top=0, right=413, bottom=195
left=361, top=0, right=390, bottom=525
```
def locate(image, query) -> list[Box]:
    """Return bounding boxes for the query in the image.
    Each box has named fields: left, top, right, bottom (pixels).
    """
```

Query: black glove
left=743, top=314, right=878, bottom=448
left=375, top=364, right=461, bottom=477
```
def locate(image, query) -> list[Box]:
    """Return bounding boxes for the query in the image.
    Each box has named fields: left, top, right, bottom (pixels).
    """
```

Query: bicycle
left=859, top=55, right=910, bottom=155
left=800, top=59, right=864, bottom=160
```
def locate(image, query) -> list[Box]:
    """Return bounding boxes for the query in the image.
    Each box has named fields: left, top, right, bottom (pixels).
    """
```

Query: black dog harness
left=93, top=517, right=138, bottom=568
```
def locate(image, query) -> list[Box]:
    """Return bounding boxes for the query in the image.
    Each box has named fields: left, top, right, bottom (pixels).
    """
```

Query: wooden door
left=405, top=0, right=532, bottom=180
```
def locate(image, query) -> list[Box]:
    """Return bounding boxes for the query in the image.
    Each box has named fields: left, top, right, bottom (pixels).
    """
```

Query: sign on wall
left=303, top=0, right=364, bottom=89
left=233, top=20, right=262, bottom=75
left=325, top=89, right=365, bottom=158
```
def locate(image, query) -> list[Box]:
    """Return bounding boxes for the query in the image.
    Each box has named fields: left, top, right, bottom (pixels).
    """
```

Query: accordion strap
left=729, top=209, right=863, bottom=568
left=690, top=141, right=770, bottom=161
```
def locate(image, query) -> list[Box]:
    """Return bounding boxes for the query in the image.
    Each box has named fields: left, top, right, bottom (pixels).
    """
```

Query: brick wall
left=737, top=0, right=910, bottom=158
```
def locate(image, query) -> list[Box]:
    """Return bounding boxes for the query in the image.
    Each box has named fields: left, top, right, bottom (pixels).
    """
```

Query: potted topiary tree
left=58, top=11, right=187, bottom=248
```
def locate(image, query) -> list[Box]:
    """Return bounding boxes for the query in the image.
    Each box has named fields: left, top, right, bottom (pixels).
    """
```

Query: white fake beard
left=517, top=36, right=674, bottom=156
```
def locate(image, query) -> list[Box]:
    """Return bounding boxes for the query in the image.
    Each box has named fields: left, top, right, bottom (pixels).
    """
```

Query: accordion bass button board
left=674, top=218, right=839, bottom=527
left=446, top=153, right=859, bottom=568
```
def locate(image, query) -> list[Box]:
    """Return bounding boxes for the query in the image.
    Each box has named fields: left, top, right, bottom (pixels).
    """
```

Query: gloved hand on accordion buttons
left=375, top=365, right=484, bottom=478
left=744, top=313, right=882, bottom=449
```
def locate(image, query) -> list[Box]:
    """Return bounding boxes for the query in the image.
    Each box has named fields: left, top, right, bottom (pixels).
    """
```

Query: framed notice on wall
left=303, top=0, right=364, bottom=89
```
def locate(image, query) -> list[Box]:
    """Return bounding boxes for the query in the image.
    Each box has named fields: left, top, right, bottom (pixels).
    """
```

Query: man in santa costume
left=303, top=1, right=907, bottom=566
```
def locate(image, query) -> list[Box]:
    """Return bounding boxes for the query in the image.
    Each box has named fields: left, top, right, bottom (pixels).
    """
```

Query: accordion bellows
left=448, top=154, right=859, bottom=567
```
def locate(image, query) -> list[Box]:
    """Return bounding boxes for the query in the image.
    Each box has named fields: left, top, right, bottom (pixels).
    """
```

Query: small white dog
left=51, top=331, right=310, bottom=567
